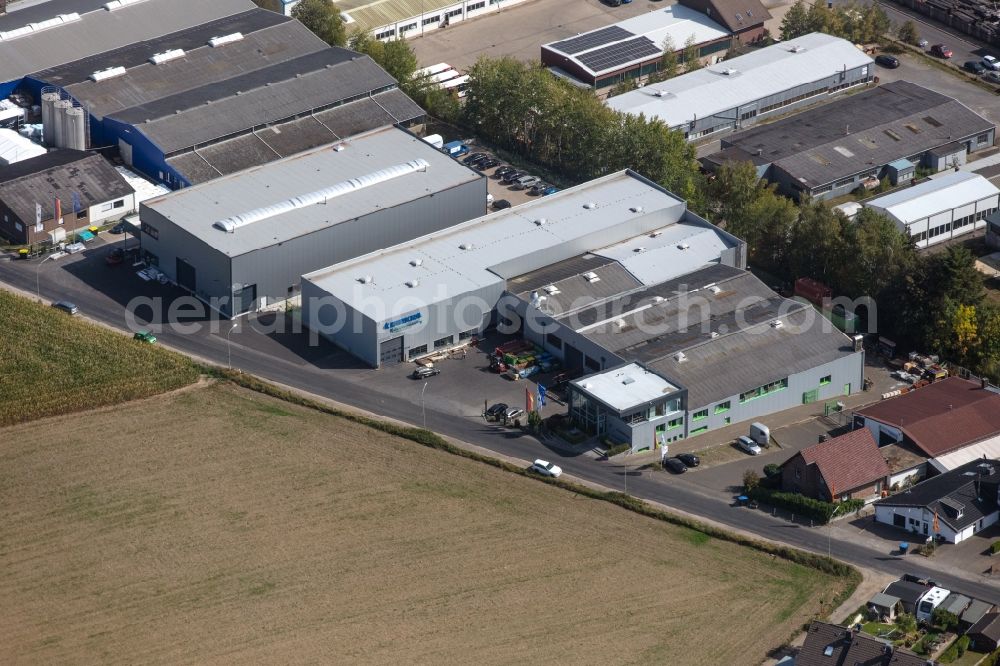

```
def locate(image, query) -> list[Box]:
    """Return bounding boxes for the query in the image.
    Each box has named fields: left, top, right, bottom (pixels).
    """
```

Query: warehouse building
left=0, top=149, right=134, bottom=245
left=709, top=81, right=996, bottom=200
left=23, top=8, right=423, bottom=188
left=0, top=0, right=255, bottom=97
left=865, top=172, right=1000, bottom=249
left=606, top=32, right=873, bottom=141
left=303, top=170, right=863, bottom=448
left=138, top=127, right=485, bottom=317
left=541, top=6, right=732, bottom=92
left=0, top=127, right=45, bottom=165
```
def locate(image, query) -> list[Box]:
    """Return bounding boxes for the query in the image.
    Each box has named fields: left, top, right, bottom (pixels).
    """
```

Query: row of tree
left=780, top=0, right=890, bottom=44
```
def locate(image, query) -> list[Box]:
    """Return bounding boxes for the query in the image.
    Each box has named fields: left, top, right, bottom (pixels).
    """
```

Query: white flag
left=35, top=202, right=41, bottom=225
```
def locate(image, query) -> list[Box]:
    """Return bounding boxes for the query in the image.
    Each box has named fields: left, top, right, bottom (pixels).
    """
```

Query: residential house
left=678, top=0, right=772, bottom=43
left=796, top=620, right=932, bottom=666
left=883, top=580, right=931, bottom=615
left=968, top=612, right=1000, bottom=653
left=780, top=429, right=889, bottom=502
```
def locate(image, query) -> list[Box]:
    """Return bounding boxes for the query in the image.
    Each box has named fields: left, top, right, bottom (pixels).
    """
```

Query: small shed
left=886, top=158, right=915, bottom=186
left=969, top=612, right=1000, bottom=653
left=867, top=592, right=901, bottom=621
left=940, top=593, right=971, bottom=619
left=926, top=141, right=967, bottom=170
left=961, top=599, right=995, bottom=632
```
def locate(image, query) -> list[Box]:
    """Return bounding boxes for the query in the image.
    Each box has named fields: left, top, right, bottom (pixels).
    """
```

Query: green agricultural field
left=0, top=289, right=199, bottom=426
left=0, top=383, right=854, bottom=664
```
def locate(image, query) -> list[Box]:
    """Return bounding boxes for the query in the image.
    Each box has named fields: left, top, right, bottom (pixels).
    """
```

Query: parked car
left=528, top=459, right=562, bottom=478
left=917, top=39, right=929, bottom=48
left=105, top=248, right=125, bottom=265
left=512, top=175, right=540, bottom=190
left=500, top=170, right=526, bottom=184
left=542, top=186, right=560, bottom=196
left=51, top=301, right=79, bottom=315
left=494, top=165, right=516, bottom=177
left=486, top=402, right=508, bottom=419
left=874, top=54, right=899, bottom=68
left=529, top=181, right=550, bottom=195
left=463, top=152, right=488, bottom=164
left=411, top=366, right=441, bottom=379
left=492, top=199, right=512, bottom=210
left=663, top=457, right=688, bottom=474
left=133, top=330, right=157, bottom=344
left=677, top=452, right=700, bottom=468
left=736, top=435, right=762, bottom=455
left=931, top=44, right=953, bottom=58
left=504, top=407, right=524, bottom=421
left=982, top=55, right=1000, bottom=71
left=64, top=242, right=85, bottom=254
left=984, top=70, right=1000, bottom=84
left=476, top=158, right=501, bottom=171
left=110, top=221, right=129, bottom=234
left=466, top=154, right=491, bottom=167
left=964, top=60, right=985, bottom=74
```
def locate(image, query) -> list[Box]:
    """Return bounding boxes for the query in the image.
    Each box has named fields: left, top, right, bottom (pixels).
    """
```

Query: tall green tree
left=837, top=208, right=918, bottom=299
left=292, top=0, right=347, bottom=47
left=746, top=190, right=798, bottom=274
left=929, top=246, right=985, bottom=306
left=706, top=161, right=763, bottom=241
left=682, top=35, right=703, bottom=71
left=780, top=0, right=811, bottom=40
left=656, top=37, right=679, bottom=81
left=897, top=20, right=919, bottom=45
left=787, top=199, right=847, bottom=286
left=348, top=31, right=418, bottom=83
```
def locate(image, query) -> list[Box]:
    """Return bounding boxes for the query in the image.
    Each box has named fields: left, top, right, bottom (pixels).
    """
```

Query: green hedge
left=939, top=635, right=969, bottom=664
left=604, top=442, right=631, bottom=457
left=749, top=487, right=836, bottom=524
left=219, top=370, right=861, bottom=587
left=991, top=540, right=1000, bottom=555
left=833, top=499, right=865, bottom=516
left=763, top=463, right=782, bottom=477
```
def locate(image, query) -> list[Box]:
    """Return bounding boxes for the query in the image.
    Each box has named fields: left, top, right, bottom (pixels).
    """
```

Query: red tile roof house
left=853, top=377, right=1000, bottom=487
left=780, top=429, right=890, bottom=502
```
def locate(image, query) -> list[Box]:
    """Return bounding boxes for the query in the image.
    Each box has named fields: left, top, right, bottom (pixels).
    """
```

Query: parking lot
left=411, top=0, right=661, bottom=71
left=455, top=149, right=559, bottom=209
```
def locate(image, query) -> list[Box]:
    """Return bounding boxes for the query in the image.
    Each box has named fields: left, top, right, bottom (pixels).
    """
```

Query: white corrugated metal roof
left=865, top=171, right=1000, bottom=224
left=544, top=6, right=729, bottom=77
left=114, top=166, right=169, bottom=203
left=572, top=363, right=679, bottom=411
left=140, top=127, right=480, bottom=256
left=605, top=32, right=873, bottom=129
left=595, top=222, right=733, bottom=285
left=304, top=171, right=695, bottom=321
left=0, top=128, right=46, bottom=165
left=933, top=432, right=1000, bottom=471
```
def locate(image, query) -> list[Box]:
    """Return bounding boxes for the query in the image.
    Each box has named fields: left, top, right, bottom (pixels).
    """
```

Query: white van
left=749, top=422, right=769, bottom=447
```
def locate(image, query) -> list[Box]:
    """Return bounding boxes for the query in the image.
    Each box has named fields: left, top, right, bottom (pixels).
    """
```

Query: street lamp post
left=35, top=253, right=56, bottom=301
left=421, top=381, right=428, bottom=429
left=226, top=322, right=238, bottom=370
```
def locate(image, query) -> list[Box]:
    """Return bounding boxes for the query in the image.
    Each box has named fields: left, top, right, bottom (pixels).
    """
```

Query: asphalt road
left=3, top=246, right=999, bottom=605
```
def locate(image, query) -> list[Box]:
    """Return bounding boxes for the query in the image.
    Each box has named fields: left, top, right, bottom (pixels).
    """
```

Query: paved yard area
left=411, top=0, right=663, bottom=71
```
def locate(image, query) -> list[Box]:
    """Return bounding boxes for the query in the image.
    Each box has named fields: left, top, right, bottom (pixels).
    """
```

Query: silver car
left=511, top=175, right=540, bottom=190
left=736, top=435, right=762, bottom=455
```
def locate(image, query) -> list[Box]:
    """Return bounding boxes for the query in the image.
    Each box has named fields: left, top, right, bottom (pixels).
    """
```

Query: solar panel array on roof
left=549, top=25, right=635, bottom=55
left=576, top=36, right=661, bottom=72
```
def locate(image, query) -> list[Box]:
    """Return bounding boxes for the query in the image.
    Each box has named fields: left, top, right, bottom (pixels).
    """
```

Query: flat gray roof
left=0, top=0, right=254, bottom=84
left=304, top=171, right=692, bottom=321
left=113, top=49, right=395, bottom=155
left=606, top=32, right=872, bottom=129
left=721, top=81, right=995, bottom=188
left=56, top=13, right=325, bottom=120
left=141, top=127, right=482, bottom=257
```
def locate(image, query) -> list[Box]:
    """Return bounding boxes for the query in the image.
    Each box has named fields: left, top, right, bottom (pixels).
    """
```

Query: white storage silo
left=63, top=106, right=86, bottom=151
left=52, top=99, right=72, bottom=148
left=41, top=92, right=60, bottom=147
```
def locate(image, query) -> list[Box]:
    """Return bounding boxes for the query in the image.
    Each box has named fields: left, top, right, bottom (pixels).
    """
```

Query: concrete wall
left=301, top=278, right=380, bottom=366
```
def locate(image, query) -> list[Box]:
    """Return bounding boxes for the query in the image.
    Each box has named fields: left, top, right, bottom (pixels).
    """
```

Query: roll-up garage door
left=380, top=336, right=404, bottom=366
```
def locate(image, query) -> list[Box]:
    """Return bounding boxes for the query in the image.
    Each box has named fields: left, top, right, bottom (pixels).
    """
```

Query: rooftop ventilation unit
left=0, top=26, right=35, bottom=41
left=633, top=247, right=646, bottom=253
left=209, top=32, right=244, bottom=47
left=652, top=89, right=669, bottom=97
left=333, top=144, right=346, bottom=152
left=710, top=331, right=720, bottom=338
left=90, top=66, right=127, bottom=82
left=357, top=275, right=373, bottom=284
left=583, top=271, right=600, bottom=283
left=105, top=0, right=147, bottom=10
left=533, top=217, right=547, bottom=226
left=149, top=49, right=185, bottom=65
left=677, top=242, right=690, bottom=250
left=770, top=320, right=784, bottom=329
left=543, top=285, right=561, bottom=295
left=650, top=230, right=663, bottom=238
left=409, top=258, right=423, bottom=267
left=674, top=351, right=687, bottom=363
left=459, top=242, right=474, bottom=250
left=213, top=159, right=430, bottom=232
left=28, top=13, right=81, bottom=31
left=583, top=202, right=597, bottom=209
left=614, top=319, right=626, bottom=329
left=405, top=279, right=419, bottom=288
left=721, top=68, right=739, bottom=76
left=789, top=45, right=806, bottom=53
left=709, top=285, right=721, bottom=294
left=630, top=206, right=644, bottom=213
left=652, top=296, right=664, bottom=303
left=622, top=376, right=635, bottom=385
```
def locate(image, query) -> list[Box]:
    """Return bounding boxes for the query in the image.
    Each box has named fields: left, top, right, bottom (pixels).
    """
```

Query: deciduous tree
left=292, top=0, right=347, bottom=47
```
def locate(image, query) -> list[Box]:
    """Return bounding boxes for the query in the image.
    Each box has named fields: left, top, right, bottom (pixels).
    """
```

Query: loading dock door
left=380, top=336, right=403, bottom=366
left=176, top=258, right=196, bottom=292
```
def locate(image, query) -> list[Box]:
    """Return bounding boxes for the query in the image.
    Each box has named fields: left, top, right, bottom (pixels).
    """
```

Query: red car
left=931, top=44, right=953, bottom=59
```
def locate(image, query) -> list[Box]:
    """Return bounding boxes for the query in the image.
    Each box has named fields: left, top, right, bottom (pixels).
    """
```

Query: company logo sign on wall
left=384, top=312, right=422, bottom=333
